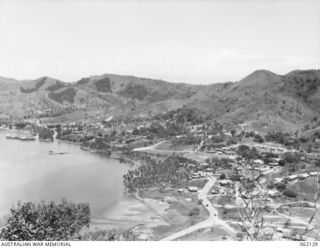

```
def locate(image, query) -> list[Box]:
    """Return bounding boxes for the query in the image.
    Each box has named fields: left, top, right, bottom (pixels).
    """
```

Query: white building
left=188, top=186, right=198, bottom=192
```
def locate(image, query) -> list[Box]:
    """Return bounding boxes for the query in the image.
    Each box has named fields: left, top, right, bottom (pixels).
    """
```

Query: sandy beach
left=89, top=195, right=170, bottom=240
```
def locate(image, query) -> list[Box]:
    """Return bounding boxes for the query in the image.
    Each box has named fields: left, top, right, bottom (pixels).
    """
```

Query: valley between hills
left=0, top=69, right=319, bottom=134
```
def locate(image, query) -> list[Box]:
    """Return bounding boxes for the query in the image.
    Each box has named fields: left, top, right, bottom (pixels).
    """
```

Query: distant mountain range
left=0, top=69, right=319, bottom=132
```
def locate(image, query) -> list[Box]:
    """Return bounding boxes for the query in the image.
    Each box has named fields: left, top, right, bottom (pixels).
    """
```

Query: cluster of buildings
left=274, top=171, right=319, bottom=185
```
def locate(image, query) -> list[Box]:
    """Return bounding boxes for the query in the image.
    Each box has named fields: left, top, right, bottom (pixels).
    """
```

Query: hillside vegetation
left=0, top=69, right=319, bottom=132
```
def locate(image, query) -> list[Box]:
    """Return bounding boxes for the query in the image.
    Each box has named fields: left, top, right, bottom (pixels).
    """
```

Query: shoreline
left=55, top=137, right=82, bottom=145
left=1, top=127, right=222, bottom=240
left=55, top=137, right=113, bottom=155
left=1, top=127, right=179, bottom=240
left=0, top=131, right=150, bottom=234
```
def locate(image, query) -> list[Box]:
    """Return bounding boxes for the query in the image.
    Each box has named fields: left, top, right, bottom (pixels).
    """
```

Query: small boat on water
left=19, top=136, right=36, bottom=141
left=48, top=150, right=68, bottom=155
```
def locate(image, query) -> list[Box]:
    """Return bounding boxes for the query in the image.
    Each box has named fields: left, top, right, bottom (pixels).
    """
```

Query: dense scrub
left=132, top=121, right=185, bottom=139
left=118, top=84, right=149, bottom=100
left=265, top=131, right=295, bottom=146
left=76, top=77, right=90, bottom=85
left=36, top=126, right=54, bottom=141
left=284, top=70, right=320, bottom=99
left=48, top=87, right=76, bottom=104
left=94, top=77, right=112, bottom=93
left=20, top=78, right=46, bottom=93
left=154, top=107, right=208, bottom=125
left=46, top=81, right=65, bottom=92
left=0, top=199, right=90, bottom=241
left=123, top=155, right=195, bottom=191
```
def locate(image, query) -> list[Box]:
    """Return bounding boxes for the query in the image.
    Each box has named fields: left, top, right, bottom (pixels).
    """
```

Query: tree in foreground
left=234, top=164, right=273, bottom=241
left=235, top=182, right=272, bottom=240
left=0, top=199, right=90, bottom=241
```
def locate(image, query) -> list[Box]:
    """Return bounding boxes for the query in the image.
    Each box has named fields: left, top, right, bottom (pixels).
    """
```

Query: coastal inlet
left=0, top=130, right=139, bottom=226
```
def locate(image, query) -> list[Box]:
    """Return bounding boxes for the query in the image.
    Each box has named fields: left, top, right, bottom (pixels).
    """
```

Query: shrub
left=267, top=182, right=275, bottom=189
left=0, top=199, right=90, bottom=241
left=229, top=173, right=241, bottom=182
left=263, top=152, right=278, bottom=164
left=219, top=173, right=226, bottom=180
left=236, top=232, right=244, bottom=240
left=37, top=127, right=54, bottom=141
left=299, top=136, right=309, bottom=143
left=237, top=145, right=259, bottom=160
left=253, top=134, right=264, bottom=143
left=283, top=152, right=300, bottom=164
left=94, top=77, right=112, bottom=93
left=276, top=182, right=286, bottom=191
left=283, top=188, right=297, bottom=198
left=189, top=207, right=200, bottom=216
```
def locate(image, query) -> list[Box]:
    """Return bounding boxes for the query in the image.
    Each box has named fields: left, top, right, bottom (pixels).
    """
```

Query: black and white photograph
left=0, top=0, right=320, bottom=245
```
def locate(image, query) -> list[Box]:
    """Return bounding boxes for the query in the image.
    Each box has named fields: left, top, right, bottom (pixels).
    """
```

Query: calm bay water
left=0, top=130, right=130, bottom=219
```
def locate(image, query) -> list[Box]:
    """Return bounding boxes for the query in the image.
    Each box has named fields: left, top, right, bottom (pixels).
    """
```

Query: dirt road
left=161, top=176, right=236, bottom=241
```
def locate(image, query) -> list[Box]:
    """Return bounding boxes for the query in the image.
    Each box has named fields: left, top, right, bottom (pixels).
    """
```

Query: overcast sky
left=0, top=0, right=319, bottom=84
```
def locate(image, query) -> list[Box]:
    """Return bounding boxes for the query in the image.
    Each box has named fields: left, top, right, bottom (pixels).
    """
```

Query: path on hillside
left=132, top=140, right=166, bottom=151
left=161, top=176, right=236, bottom=241
left=133, top=140, right=191, bottom=155
left=193, top=139, right=204, bottom=154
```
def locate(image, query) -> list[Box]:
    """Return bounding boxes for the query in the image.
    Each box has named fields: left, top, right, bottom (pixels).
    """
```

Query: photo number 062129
left=300, top=242, right=319, bottom=247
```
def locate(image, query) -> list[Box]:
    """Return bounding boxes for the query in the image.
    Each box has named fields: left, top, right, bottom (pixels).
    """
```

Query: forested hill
left=0, top=69, right=319, bottom=132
